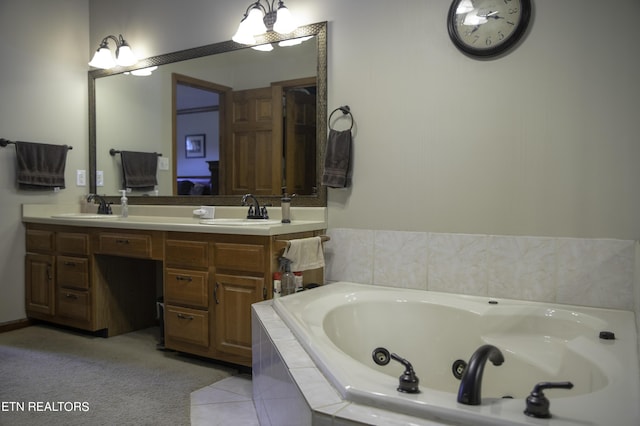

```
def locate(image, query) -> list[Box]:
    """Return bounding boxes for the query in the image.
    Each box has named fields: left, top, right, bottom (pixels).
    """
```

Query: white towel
left=283, top=237, right=325, bottom=272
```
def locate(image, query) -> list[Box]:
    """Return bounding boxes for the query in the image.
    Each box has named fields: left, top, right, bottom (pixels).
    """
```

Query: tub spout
left=457, top=344, right=504, bottom=405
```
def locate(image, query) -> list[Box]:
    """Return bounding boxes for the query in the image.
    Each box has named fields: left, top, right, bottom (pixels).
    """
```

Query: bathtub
left=272, top=282, right=640, bottom=426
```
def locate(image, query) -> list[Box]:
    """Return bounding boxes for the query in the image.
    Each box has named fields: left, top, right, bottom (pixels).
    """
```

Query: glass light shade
left=278, top=35, right=312, bottom=47
left=245, top=7, right=267, bottom=35
left=251, top=43, right=274, bottom=52
left=273, top=5, right=297, bottom=34
left=232, top=19, right=257, bottom=45
left=88, top=47, right=116, bottom=69
left=129, top=66, right=158, bottom=76
left=115, top=44, right=137, bottom=66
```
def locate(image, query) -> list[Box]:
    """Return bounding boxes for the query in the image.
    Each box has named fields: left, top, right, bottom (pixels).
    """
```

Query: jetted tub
left=272, top=282, right=640, bottom=426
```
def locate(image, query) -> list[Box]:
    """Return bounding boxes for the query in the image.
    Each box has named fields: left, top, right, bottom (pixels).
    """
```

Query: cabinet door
left=213, top=273, right=264, bottom=358
left=25, top=253, right=55, bottom=315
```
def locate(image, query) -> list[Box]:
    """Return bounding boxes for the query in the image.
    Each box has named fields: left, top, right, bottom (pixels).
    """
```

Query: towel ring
left=329, top=105, right=354, bottom=131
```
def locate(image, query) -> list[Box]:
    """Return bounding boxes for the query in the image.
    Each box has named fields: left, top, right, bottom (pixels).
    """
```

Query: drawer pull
left=115, top=239, right=130, bottom=245
left=176, top=313, right=194, bottom=320
left=63, top=261, right=77, bottom=267
left=65, top=293, right=78, bottom=300
left=176, top=275, right=193, bottom=282
left=214, top=282, right=220, bottom=304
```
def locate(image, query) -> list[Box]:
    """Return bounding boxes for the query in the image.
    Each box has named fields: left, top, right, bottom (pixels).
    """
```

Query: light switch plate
left=76, top=170, right=86, bottom=186
left=96, top=170, right=104, bottom=187
left=158, top=157, right=169, bottom=171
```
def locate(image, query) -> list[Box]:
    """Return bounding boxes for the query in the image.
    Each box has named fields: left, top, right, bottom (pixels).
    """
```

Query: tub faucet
left=241, top=193, right=269, bottom=219
left=457, top=344, right=504, bottom=405
left=87, top=194, right=112, bottom=215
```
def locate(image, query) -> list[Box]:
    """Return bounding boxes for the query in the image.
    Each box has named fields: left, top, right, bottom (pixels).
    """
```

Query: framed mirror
left=89, top=21, right=327, bottom=207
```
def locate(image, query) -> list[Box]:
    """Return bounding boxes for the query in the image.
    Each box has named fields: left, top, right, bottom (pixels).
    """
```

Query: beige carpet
left=0, top=324, right=237, bottom=426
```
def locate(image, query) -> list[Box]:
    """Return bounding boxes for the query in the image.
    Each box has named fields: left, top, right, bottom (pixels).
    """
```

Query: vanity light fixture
left=232, top=0, right=298, bottom=46
left=88, top=34, right=137, bottom=69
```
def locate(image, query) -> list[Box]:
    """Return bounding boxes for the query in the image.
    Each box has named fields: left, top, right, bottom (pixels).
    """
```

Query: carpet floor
left=0, top=324, right=237, bottom=426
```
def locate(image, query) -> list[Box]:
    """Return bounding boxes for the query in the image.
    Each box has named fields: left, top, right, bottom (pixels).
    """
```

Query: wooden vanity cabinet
left=25, top=224, right=94, bottom=330
left=164, top=233, right=270, bottom=367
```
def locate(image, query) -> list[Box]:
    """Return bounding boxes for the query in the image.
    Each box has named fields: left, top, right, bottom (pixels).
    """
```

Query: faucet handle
left=524, top=381, right=574, bottom=419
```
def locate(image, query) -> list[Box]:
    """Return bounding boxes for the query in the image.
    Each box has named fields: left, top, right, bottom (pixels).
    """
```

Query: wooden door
left=224, top=86, right=282, bottom=195
left=285, top=89, right=316, bottom=195
left=213, top=273, right=264, bottom=358
left=26, top=253, right=55, bottom=315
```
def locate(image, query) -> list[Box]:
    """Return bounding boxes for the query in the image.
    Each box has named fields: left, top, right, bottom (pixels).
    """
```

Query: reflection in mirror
left=90, top=22, right=327, bottom=207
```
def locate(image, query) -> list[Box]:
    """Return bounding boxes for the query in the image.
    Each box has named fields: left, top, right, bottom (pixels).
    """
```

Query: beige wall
left=0, top=0, right=89, bottom=323
left=90, top=0, right=640, bottom=240
left=1, top=0, right=639, bottom=324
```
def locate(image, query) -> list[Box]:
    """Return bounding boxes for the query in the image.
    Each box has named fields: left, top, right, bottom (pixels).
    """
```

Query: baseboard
left=0, top=318, right=32, bottom=333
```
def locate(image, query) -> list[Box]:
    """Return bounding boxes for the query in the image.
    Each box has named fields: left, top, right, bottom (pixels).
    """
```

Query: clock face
left=447, top=0, right=531, bottom=57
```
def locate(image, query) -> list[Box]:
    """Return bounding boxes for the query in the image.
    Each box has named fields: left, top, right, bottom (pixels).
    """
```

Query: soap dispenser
left=119, top=190, right=128, bottom=218
left=281, top=187, right=296, bottom=223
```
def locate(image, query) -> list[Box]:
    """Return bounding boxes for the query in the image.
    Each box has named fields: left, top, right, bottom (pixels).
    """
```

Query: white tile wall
left=325, top=229, right=636, bottom=311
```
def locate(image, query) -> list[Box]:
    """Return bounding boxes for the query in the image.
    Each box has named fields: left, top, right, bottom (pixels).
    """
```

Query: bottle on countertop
left=281, top=188, right=291, bottom=223
left=119, top=189, right=128, bottom=218
left=279, top=257, right=296, bottom=296
left=294, top=271, right=304, bottom=292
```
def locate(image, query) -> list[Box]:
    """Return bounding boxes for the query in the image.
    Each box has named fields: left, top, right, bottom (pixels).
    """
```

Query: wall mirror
left=89, top=21, right=327, bottom=207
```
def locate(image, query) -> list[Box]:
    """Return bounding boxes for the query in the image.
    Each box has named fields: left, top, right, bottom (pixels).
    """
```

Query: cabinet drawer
left=57, top=256, right=89, bottom=290
left=57, top=288, right=90, bottom=323
left=165, top=268, right=209, bottom=308
left=214, top=243, right=265, bottom=273
left=165, top=240, right=209, bottom=268
left=26, top=229, right=54, bottom=253
left=98, top=233, right=152, bottom=258
left=165, top=305, right=209, bottom=348
left=57, top=232, right=89, bottom=255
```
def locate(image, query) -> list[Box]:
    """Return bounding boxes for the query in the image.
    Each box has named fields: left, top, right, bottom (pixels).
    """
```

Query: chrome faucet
left=87, top=194, right=112, bottom=215
left=241, top=193, right=269, bottom=219
left=457, top=344, right=504, bottom=405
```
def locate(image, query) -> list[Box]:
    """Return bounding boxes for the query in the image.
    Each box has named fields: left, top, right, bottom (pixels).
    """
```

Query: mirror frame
left=89, top=21, right=327, bottom=207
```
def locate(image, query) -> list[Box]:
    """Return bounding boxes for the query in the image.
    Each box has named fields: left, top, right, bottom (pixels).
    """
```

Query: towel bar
left=110, top=148, right=161, bottom=156
left=274, top=235, right=330, bottom=252
left=1, top=138, right=73, bottom=150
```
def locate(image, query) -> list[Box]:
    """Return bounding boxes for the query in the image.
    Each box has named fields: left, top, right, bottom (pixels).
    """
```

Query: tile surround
left=325, top=228, right=636, bottom=310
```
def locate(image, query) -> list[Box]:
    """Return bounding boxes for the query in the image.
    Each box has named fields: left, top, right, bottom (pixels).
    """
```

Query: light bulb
left=116, top=44, right=137, bottom=67
left=273, top=4, right=297, bottom=34
left=88, top=47, right=116, bottom=69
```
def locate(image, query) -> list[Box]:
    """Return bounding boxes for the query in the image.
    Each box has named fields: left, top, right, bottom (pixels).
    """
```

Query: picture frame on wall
left=185, top=134, right=206, bottom=158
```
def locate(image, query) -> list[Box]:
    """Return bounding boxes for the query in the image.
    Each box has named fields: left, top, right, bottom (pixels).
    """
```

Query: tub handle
left=372, top=347, right=420, bottom=394
left=524, top=381, right=574, bottom=419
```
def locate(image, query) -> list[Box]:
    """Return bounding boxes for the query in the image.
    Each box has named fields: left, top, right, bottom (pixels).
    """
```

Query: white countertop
left=22, top=204, right=327, bottom=236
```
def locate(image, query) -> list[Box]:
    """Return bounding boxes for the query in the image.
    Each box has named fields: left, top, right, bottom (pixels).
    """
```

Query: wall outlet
left=76, top=170, right=86, bottom=186
left=158, top=157, right=169, bottom=171
left=96, top=170, right=104, bottom=187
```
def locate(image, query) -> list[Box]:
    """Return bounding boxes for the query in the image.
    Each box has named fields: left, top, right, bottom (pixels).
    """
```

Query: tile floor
left=190, top=374, right=259, bottom=426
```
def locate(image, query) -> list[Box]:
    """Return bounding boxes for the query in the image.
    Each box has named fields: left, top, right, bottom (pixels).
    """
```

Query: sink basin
left=51, top=213, right=119, bottom=220
left=199, top=218, right=282, bottom=226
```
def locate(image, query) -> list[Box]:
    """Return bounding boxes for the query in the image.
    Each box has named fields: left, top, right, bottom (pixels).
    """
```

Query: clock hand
left=478, top=10, right=504, bottom=19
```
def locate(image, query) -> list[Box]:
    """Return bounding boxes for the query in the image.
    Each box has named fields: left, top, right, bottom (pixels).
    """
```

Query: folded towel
left=15, top=141, right=69, bottom=189
left=321, top=129, right=352, bottom=188
left=120, top=151, right=158, bottom=190
left=283, top=237, right=325, bottom=272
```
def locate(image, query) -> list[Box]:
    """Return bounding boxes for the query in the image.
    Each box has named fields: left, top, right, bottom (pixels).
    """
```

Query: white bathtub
left=272, top=282, right=640, bottom=426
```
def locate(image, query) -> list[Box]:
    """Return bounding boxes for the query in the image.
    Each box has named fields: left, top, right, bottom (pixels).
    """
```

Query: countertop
left=22, top=204, right=327, bottom=236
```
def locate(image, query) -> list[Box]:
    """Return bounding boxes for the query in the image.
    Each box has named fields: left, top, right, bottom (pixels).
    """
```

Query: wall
left=0, top=0, right=89, bottom=324
left=89, top=0, right=640, bottom=240
left=1, top=1, right=637, bottom=324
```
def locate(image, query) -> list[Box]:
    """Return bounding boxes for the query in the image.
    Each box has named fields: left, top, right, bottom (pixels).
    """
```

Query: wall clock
left=447, top=0, right=532, bottom=58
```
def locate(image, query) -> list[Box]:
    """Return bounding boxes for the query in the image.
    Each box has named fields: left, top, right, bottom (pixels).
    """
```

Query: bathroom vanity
left=22, top=204, right=326, bottom=368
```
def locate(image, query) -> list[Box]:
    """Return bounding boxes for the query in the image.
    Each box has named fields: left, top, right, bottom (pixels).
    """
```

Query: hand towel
left=120, top=151, right=158, bottom=190
left=321, top=128, right=352, bottom=188
left=283, top=237, right=325, bottom=272
left=15, top=141, right=69, bottom=189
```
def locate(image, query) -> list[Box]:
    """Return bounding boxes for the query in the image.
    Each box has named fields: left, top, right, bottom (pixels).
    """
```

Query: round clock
left=447, top=0, right=532, bottom=58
